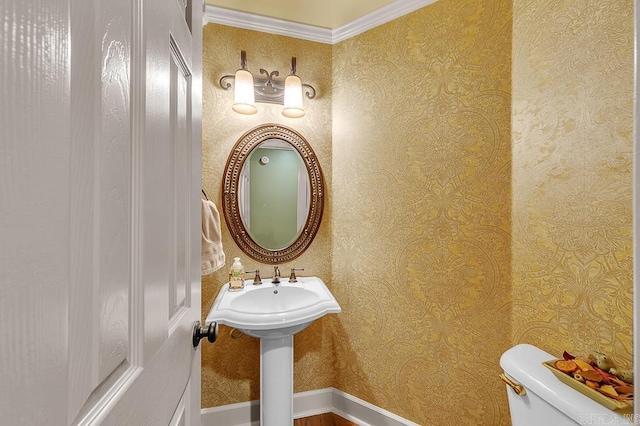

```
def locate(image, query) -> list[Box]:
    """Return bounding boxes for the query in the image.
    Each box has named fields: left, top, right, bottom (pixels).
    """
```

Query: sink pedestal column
left=260, top=335, right=294, bottom=426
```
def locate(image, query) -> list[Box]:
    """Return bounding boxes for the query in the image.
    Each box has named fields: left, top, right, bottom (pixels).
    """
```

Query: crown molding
left=332, top=0, right=439, bottom=43
left=204, top=6, right=333, bottom=44
left=204, top=0, right=440, bottom=45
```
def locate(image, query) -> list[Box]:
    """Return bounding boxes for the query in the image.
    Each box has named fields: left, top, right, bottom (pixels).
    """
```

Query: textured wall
left=201, top=1, right=634, bottom=423
left=512, top=0, right=633, bottom=368
left=331, top=0, right=512, bottom=424
left=201, top=24, right=334, bottom=408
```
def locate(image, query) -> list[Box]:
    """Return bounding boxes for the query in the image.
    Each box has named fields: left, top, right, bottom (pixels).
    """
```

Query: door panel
left=169, top=34, right=192, bottom=321
left=68, top=0, right=133, bottom=420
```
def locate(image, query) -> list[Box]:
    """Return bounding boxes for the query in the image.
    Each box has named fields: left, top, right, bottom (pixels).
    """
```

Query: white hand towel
left=202, top=198, right=225, bottom=276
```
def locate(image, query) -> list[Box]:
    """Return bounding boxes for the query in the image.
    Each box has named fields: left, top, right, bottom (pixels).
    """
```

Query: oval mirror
left=222, top=124, right=324, bottom=264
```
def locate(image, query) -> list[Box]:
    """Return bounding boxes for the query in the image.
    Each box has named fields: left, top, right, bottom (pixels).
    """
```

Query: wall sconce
left=219, top=51, right=316, bottom=118
left=230, top=51, right=257, bottom=115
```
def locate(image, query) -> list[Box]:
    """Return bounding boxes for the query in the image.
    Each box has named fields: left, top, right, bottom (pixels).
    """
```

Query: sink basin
left=230, top=286, right=321, bottom=312
left=206, top=276, right=341, bottom=338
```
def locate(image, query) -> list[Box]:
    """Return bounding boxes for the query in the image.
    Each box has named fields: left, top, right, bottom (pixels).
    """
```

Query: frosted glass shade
left=232, top=69, right=257, bottom=115
left=282, top=75, right=305, bottom=118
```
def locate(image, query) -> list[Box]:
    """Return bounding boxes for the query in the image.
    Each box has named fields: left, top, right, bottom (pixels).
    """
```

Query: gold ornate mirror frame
left=222, top=124, right=325, bottom=264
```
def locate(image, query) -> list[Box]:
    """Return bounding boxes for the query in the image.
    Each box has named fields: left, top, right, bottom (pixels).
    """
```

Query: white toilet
left=500, top=344, right=632, bottom=425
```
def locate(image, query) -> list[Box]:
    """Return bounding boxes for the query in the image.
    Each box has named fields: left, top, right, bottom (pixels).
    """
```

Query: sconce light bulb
left=282, top=74, right=305, bottom=118
left=232, top=68, right=257, bottom=115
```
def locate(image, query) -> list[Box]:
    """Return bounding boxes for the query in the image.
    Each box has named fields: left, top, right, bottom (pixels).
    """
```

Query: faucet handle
left=289, top=268, right=304, bottom=283
left=245, top=269, right=262, bottom=285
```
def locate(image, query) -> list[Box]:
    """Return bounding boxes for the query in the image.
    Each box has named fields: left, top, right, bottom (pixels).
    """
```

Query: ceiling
left=204, top=0, right=399, bottom=30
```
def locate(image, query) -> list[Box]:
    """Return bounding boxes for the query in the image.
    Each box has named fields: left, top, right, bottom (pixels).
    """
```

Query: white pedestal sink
left=206, top=276, right=341, bottom=426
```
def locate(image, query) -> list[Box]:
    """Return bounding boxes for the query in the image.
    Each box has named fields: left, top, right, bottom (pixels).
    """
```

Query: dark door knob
left=192, top=321, right=217, bottom=348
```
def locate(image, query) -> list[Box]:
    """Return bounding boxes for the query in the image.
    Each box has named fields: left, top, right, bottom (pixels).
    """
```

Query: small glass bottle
left=228, top=257, right=245, bottom=291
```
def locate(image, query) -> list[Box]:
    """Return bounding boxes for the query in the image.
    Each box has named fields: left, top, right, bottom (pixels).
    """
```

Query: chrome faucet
left=272, top=266, right=281, bottom=285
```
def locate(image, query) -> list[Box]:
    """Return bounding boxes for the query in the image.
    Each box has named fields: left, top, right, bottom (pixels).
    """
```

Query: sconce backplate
left=219, top=57, right=316, bottom=107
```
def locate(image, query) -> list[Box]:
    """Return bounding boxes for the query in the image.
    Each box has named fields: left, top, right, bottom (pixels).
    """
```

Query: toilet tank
left=500, top=344, right=631, bottom=425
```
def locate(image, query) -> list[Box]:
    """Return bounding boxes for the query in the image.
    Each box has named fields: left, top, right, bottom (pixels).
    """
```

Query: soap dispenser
left=228, top=257, right=245, bottom=291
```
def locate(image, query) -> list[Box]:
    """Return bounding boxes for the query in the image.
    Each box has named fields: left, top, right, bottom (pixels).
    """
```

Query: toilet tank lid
left=500, top=344, right=630, bottom=423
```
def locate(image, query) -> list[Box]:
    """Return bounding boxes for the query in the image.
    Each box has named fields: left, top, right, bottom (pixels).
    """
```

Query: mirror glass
left=222, top=124, right=324, bottom=264
left=238, top=139, right=311, bottom=250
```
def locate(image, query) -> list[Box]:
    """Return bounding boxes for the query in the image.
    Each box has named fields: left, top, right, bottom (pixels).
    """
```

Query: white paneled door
left=0, top=0, right=203, bottom=424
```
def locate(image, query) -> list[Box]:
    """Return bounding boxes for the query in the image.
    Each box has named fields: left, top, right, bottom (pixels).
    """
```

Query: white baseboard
left=330, top=389, right=420, bottom=426
left=293, top=388, right=334, bottom=419
left=200, top=399, right=260, bottom=426
left=201, top=388, right=419, bottom=426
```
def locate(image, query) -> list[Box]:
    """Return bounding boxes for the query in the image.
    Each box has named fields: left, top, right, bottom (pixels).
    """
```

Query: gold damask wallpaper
left=332, top=0, right=512, bottom=424
left=200, top=24, right=334, bottom=407
left=512, top=0, right=633, bottom=368
left=200, top=0, right=634, bottom=424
